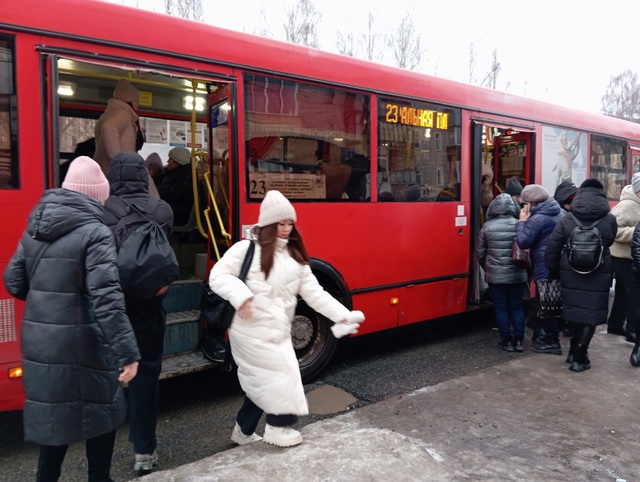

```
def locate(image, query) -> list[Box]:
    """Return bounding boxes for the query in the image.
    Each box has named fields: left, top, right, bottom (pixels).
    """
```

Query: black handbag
left=536, top=278, right=563, bottom=318
left=201, top=241, right=255, bottom=332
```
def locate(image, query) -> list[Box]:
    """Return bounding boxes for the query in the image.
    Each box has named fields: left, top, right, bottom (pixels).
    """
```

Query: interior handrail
left=203, top=168, right=232, bottom=260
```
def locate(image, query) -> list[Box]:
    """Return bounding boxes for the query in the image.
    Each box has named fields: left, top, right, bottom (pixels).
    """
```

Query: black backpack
left=565, top=213, right=605, bottom=274
left=109, top=198, right=180, bottom=299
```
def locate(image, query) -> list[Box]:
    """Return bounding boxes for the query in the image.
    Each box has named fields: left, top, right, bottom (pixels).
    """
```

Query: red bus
left=2, top=0, right=640, bottom=412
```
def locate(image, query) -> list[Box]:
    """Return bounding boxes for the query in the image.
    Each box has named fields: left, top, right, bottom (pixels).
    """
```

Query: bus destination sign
left=385, top=103, right=448, bottom=130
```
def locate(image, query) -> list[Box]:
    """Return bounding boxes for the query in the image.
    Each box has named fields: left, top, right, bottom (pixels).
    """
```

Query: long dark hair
left=255, top=223, right=310, bottom=278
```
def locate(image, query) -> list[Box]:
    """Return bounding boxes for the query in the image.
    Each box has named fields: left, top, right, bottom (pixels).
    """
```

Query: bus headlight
left=8, top=367, right=23, bottom=378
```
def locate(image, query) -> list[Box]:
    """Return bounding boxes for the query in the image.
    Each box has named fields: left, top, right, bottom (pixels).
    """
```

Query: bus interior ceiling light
left=57, top=81, right=76, bottom=96
left=183, top=95, right=205, bottom=111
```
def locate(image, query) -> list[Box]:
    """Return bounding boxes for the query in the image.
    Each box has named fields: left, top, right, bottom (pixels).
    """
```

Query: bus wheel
left=292, top=299, right=338, bottom=383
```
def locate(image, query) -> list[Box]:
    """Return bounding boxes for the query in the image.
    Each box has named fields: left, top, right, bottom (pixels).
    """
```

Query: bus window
left=378, top=97, right=461, bottom=202
left=244, top=74, right=370, bottom=201
left=590, top=135, right=627, bottom=201
left=0, top=37, right=17, bottom=189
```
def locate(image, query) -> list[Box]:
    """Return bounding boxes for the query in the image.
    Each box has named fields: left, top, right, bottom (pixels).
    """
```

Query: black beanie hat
left=504, top=176, right=523, bottom=196
left=553, top=181, right=578, bottom=204
left=580, top=178, right=604, bottom=190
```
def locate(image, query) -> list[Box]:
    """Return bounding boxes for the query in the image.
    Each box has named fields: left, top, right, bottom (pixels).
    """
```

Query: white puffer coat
left=209, top=238, right=350, bottom=415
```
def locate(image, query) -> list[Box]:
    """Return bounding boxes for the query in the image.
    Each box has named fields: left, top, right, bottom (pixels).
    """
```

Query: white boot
left=231, top=422, right=262, bottom=445
left=263, top=424, right=303, bottom=447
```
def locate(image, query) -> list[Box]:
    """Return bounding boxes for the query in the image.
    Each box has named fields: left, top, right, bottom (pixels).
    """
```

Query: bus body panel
left=3, top=0, right=640, bottom=410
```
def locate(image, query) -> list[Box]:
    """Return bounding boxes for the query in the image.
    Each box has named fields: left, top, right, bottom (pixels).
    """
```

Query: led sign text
left=385, top=103, right=448, bottom=130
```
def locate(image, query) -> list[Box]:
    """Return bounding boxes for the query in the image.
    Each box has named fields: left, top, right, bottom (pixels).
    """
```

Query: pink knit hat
left=62, top=156, right=110, bottom=205
left=257, top=190, right=297, bottom=227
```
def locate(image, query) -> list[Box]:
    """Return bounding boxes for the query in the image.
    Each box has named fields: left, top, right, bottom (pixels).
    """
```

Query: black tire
left=293, top=298, right=339, bottom=383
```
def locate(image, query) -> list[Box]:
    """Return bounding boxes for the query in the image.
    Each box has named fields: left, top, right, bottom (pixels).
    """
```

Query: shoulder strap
left=28, top=240, right=50, bottom=280
left=570, top=212, right=601, bottom=229
left=238, top=241, right=255, bottom=282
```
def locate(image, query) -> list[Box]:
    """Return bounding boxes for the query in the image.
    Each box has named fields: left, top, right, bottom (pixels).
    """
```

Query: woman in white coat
left=209, top=190, right=364, bottom=447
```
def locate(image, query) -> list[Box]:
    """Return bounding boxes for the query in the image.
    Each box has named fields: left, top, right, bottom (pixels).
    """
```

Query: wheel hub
left=291, top=315, right=314, bottom=350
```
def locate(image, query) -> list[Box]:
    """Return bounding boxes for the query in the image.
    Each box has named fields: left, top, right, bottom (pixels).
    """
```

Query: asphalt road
left=0, top=308, right=525, bottom=482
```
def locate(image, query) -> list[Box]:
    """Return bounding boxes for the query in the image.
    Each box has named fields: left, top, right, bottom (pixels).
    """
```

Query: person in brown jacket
left=94, top=79, right=144, bottom=175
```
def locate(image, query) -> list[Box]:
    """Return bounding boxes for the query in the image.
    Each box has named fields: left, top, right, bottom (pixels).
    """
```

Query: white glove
left=331, top=322, right=360, bottom=339
left=345, top=310, right=365, bottom=324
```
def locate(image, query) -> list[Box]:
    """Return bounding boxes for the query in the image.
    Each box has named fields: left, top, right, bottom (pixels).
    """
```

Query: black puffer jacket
left=104, top=152, right=174, bottom=359
left=477, top=193, right=528, bottom=285
left=104, top=152, right=173, bottom=238
left=157, top=163, right=193, bottom=226
left=3, top=189, right=140, bottom=445
left=631, top=222, right=640, bottom=272
left=545, top=186, right=617, bottom=325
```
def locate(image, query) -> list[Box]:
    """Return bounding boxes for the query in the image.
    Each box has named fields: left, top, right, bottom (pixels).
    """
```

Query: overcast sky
left=105, top=0, right=637, bottom=115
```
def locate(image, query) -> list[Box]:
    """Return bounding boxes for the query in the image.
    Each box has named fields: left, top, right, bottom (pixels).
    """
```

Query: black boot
left=630, top=344, right=640, bottom=367
left=569, top=324, right=594, bottom=372
left=532, top=328, right=562, bottom=355
left=566, top=322, right=579, bottom=364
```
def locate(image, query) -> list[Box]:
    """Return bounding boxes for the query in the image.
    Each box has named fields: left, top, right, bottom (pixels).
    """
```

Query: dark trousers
left=609, top=257, right=637, bottom=333
left=127, top=354, right=162, bottom=454
left=36, top=430, right=116, bottom=482
left=489, top=282, right=526, bottom=341
left=124, top=294, right=166, bottom=455
left=236, top=396, right=298, bottom=435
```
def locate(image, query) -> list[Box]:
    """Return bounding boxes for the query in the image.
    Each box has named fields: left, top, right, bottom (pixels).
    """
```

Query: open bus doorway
left=469, top=122, right=534, bottom=308
left=49, top=56, right=237, bottom=378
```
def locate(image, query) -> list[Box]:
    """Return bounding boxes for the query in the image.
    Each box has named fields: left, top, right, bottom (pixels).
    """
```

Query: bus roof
left=5, top=0, right=640, bottom=141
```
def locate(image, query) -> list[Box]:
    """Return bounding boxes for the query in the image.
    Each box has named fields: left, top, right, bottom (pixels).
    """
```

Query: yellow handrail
left=203, top=168, right=232, bottom=260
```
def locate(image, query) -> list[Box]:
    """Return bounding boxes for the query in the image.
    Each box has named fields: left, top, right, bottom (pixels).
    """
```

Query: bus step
left=160, top=351, right=218, bottom=380
left=164, top=310, right=201, bottom=356
left=163, top=279, right=204, bottom=313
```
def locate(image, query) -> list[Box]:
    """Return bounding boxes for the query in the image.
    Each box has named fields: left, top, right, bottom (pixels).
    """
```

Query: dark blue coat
left=3, top=189, right=140, bottom=445
left=545, top=186, right=616, bottom=325
left=515, top=198, right=564, bottom=280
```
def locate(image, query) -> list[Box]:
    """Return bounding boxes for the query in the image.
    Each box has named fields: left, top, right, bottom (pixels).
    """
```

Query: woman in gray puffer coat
left=477, top=193, right=529, bottom=352
left=3, top=156, right=140, bottom=482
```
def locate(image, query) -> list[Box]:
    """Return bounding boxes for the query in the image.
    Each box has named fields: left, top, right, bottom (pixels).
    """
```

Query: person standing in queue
left=545, top=178, right=616, bottom=372
left=605, top=173, right=640, bottom=342
left=477, top=193, right=528, bottom=352
left=103, top=152, right=175, bottom=475
left=3, top=156, right=140, bottom=482
left=515, top=184, right=564, bottom=354
left=209, top=190, right=365, bottom=448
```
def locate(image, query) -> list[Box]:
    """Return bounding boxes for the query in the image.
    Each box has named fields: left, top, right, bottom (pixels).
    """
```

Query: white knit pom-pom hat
left=257, top=190, right=297, bottom=227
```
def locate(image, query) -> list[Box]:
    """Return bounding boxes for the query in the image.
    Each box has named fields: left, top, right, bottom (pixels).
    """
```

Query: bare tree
left=336, top=31, right=356, bottom=57
left=164, top=0, right=204, bottom=22
left=468, top=42, right=476, bottom=84
left=480, top=48, right=500, bottom=89
left=601, top=70, right=640, bottom=122
left=361, top=10, right=383, bottom=63
left=386, top=9, right=422, bottom=71
left=254, top=6, right=273, bottom=38
left=284, top=0, right=322, bottom=48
